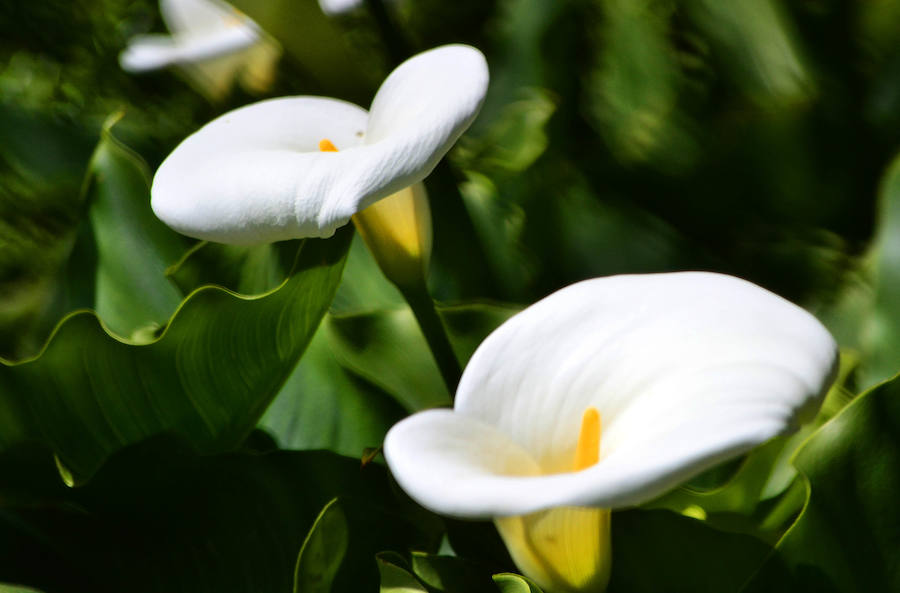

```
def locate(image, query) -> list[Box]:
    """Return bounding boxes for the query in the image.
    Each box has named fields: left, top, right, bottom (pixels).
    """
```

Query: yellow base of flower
left=495, top=506, right=612, bottom=593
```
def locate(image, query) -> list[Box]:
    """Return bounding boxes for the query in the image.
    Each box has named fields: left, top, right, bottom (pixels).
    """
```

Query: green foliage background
left=1, top=0, right=900, bottom=591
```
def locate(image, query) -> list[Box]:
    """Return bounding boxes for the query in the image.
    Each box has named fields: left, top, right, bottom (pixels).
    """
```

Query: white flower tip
left=318, top=0, right=363, bottom=15
left=119, top=36, right=179, bottom=72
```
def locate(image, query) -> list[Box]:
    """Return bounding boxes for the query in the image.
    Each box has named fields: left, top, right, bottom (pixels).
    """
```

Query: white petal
left=312, top=45, right=489, bottom=227
left=151, top=45, right=488, bottom=243
left=318, top=0, right=363, bottom=15
left=385, top=272, right=838, bottom=517
left=318, top=45, right=488, bottom=218
left=151, top=97, right=369, bottom=244
left=119, top=26, right=258, bottom=72
left=120, top=35, right=181, bottom=72
left=384, top=409, right=542, bottom=517
left=160, top=0, right=251, bottom=35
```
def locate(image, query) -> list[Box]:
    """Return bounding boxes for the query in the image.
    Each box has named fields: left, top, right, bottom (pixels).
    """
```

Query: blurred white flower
left=151, top=44, right=488, bottom=245
left=318, top=0, right=364, bottom=16
left=119, top=0, right=281, bottom=99
left=384, top=272, right=838, bottom=593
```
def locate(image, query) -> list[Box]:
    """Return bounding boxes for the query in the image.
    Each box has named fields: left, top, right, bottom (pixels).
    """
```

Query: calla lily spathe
left=151, top=45, right=488, bottom=245
left=120, top=0, right=280, bottom=99
left=384, top=272, right=838, bottom=592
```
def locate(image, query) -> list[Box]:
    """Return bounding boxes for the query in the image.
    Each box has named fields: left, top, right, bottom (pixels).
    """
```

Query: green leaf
left=83, top=115, right=187, bottom=338
left=410, top=553, right=497, bottom=593
left=644, top=358, right=859, bottom=539
left=492, top=573, right=544, bottom=593
left=167, top=240, right=299, bottom=297
left=326, top=303, right=518, bottom=412
left=818, top=149, right=900, bottom=390
left=0, top=104, right=94, bottom=359
left=685, top=0, right=812, bottom=105
left=741, top=374, right=900, bottom=592
left=293, top=499, right=349, bottom=593
left=378, top=556, right=428, bottom=593
left=608, top=509, right=771, bottom=593
left=862, top=154, right=900, bottom=387
left=326, top=308, right=451, bottom=411
left=588, top=0, right=696, bottom=168
left=329, top=235, right=405, bottom=317
left=0, top=439, right=440, bottom=593
left=259, top=320, right=406, bottom=457
left=0, top=229, right=351, bottom=480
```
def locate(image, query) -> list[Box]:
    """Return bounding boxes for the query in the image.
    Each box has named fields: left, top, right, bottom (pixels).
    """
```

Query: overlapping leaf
left=0, top=123, right=352, bottom=480
left=742, top=373, right=900, bottom=592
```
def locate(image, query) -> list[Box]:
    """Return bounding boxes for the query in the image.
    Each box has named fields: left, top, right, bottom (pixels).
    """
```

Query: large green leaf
left=326, top=303, right=518, bottom=412
left=0, top=228, right=351, bottom=480
left=259, top=321, right=406, bottom=457
left=0, top=439, right=440, bottom=593
left=742, top=373, right=900, bottom=592
left=83, top=116, right=187, bottom=338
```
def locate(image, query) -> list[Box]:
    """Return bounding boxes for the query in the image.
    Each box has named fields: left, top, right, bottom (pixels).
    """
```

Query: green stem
left=397, top=279, right=462, bottom=397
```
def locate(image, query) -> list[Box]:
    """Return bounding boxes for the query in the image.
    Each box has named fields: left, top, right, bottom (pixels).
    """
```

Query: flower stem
left=397, top=279, right=462, bottom=397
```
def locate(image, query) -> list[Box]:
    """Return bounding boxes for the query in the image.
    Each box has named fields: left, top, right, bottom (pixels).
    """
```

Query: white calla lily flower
left=150, top=44, right=488, bottom=245
left=120, top=0, right=280, bottom=99
left=384, top=272, right=838, bottom=593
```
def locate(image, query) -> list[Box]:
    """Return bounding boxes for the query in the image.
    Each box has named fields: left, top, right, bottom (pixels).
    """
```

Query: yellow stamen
left=495, top=507, right=612, bottom=593
left=573, top=407, right=601, bottom=471
left=317, top=136, right=431, bottom=286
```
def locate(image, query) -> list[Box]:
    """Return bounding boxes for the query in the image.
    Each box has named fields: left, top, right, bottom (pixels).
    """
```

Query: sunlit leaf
left=492, top=573, right=544, bottom=593
left=167, top=240, right=299, bottom=297
left=0, top=229, right=351, bottom=480
left=378, top=556, right=428, bottom=593
left=326, top=303, right=518, bottom=412
left=742, top=374, right=900, bottom=592
left=645, top=364, right=858, bottom=537
left=83, top=115, right=187, bottom=338
left=259, top=321, right=406, bottom=457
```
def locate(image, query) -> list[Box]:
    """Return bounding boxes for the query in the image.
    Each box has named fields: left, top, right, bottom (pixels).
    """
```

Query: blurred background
left=2, top=0, right=900, bottom=376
